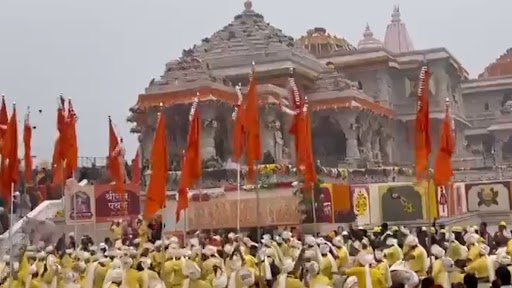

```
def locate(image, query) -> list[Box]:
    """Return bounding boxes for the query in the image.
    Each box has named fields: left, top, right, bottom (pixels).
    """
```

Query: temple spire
left=244, top=0, right=253, bottom=12
left=357, top=23, right=383, bottom=50
left=384, top=5, right=414, bottom=53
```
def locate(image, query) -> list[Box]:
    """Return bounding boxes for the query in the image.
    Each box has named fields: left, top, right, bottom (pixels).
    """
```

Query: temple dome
left=164, top=0, right=316, bottom=64
left=296, top=27, right=356, bottom=57
left=357, top=24, right=383, bottom=50
left=383, top=6, right=414, bottom=53
left=479, top=48, right=512, bottom=78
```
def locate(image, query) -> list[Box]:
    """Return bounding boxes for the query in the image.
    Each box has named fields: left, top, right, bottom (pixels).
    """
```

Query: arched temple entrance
left=312, top=115, right=346, bottom=166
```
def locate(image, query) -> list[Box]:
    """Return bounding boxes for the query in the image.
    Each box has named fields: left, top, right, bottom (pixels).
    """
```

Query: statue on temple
left=273, top=120, right=284, bottom=163
left=380, top=132, right=393, bottom=165
left=201, top=117, right=218, bottom=160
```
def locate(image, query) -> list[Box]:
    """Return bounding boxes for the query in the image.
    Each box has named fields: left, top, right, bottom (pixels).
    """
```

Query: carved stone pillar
left=493, top=132, right=509, bottom=165
left=334, top=111, right=360, bottom=161
left=200, top=107, right=217, bottom=160
left=375, top=70, right=392, bottom=106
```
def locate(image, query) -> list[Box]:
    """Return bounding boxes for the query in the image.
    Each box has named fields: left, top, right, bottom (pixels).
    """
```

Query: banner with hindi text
left=94, top=183, right=141, bottom=223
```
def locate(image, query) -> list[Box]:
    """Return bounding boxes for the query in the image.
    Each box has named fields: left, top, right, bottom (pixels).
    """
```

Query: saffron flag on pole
left=414, top=65, right=431, bottom=181
left=0, top=96, right=9, bottom=189
left=52, top=96, right=67, bottom=185
left=131, top=147, right=141, bottom=185
left=287, top=70, right=316, bottom=190
left=144, top=108, right=168, bottom=219
left=108, top=117, right=126, bottom=205
left=1, top=103, right=18, bottom=201
left=65, top=98, right=78, bottom=177
left=244, top=63, right=261, bottom=185
left=23, top=108, right=33, bottom=185
left=231, top=84, right=245, bottom=162
left=433, top=99, right=455, bottom=186
left=176, top=97, right=202, bottom=222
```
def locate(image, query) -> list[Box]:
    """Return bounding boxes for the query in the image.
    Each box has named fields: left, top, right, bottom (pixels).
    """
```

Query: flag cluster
left=414, top=64, right=455, bottom=186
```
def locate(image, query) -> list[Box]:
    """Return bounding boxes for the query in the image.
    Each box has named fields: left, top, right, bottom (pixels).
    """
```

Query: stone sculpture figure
left=201, top=116, right=218, bottom=160
left=273, top=120, right=284, bottom=163
left=380, top=133, right=394, bottom=165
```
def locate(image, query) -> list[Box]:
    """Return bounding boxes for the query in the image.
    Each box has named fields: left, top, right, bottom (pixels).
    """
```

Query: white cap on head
left=319, top=244, right=330, bottom=254
left=332, top=236, right=343, bottom=247
left=304, top=235, right=316, bottom=246
left=404, top=235, right=418, bottom=246
left=465, top=233, right=480, bottom=245
left=202, top=245, right=217, bottom=257
left=154, top=240, right=162, bottom=247
left=357, top=252, right=375, bottom=266
left=281, top=257, right=295, bottom=273
left=431, top=244, right=445, bottom=258
left=228, top=232, right=236, bottom=240
left=110, top=268, right=123, bottom=282
left=480, top=244, right=490, bottom=255
left=341, top=231, right=349, bottom=236
left=386, top=237, right=398, bottom=246
left=306, top=261, right=320, bottom=275
left=281, top=231, right=292, bottom=240
left=498, top=254, right=512, bottom=265
left=2, top=255, right=9, bottom=263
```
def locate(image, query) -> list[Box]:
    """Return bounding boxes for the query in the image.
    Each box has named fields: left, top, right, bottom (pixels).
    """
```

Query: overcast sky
left=0, top=0, right=509, bottom=163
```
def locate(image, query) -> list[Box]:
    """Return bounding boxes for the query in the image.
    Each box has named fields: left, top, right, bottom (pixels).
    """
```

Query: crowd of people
left=1, top=218, right=512, bottom=287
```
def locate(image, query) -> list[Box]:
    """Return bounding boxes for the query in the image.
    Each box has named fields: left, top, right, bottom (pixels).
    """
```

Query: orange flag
left=1, top=103, right=18, bottom=200
left=176, top=98, right=202, bottom=222
left=414, top=65, right=431, bottom=180
left=231, top=85, right=245, bottom=162
left=108, top=117, right=126, bottom=204
left=0, top=96, right=9, bottom=187
left=244, top=64, right=261, bottom=184
left=52, top=96, right=67, bottom=185
left=433, top=101, right=455, bottom=186
left=144, top=110, right=168, bottom=219
left=131, top=147, right=141, bottom=185
left=288, top=73, right=316, bottom=190
left=65, top=99, right=78, bottom=176
left=23, top=108, right=33, bottom=185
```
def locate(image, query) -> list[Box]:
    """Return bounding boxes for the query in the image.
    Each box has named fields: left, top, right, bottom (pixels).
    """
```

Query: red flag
left=0, top=96, right=9, bottom=189
left=231, top=85, right=245, bottom=162
left=433, top=101, right=455, bottom=186
left=65, top=99, right=78, bottom=176
left=23, top=109, right=33, bottom=185
left=415, top=65, right=431, bottom=180
left=144, top=110, right=168, bottom=219
left=108, top=117, right=126, bottom=207
left=1, top=104, right=18, bottom=200
left=176, top=98, right=202, bottom=222
left=52, top=96, right=67, bottom=185
left=288, top=74, right=316, bottom=190
left=244, top=65, right=261, bottom=184
left=131, top=147, right=141, bottom=185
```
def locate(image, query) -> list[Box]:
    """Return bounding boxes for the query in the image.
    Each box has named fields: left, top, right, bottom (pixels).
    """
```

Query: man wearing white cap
left=342, top=253, right=386, bottom=288
left=402, top=235, right=428, bottom=277
left=332, top=236, right=349, bottom=269
left=465, top=243, right=495, bottom=282
left=430, top=244, right=451, bottom=288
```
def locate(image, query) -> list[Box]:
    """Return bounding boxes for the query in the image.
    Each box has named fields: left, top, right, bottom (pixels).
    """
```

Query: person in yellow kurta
left=383, top=237, right=403, bottom=267
left=61, top=249, right=74, bottom=271
left=24, top=265, right=42, bottom=288
left=374, top=250, right=391, bottom=288
left=306, top=261, right=331, bottom=287
left=62, top=271, right=81, bottom=288
left=227, top=255, right=254, bottom=288
left=93, top=258, right=110, bottom=288
left=104, top=268, right=124, bottom=288
left=182, top=261, right=212, bottom=288
left=162, top=245, right=186, bottom=288
left=149, top=241, right=164, bottom=275
left=318, top=244, right=337, bottom=282
left=137, top=257, right=166, bottom=288
left=343, top=253, right=387, bottom=288
left=332, top=236, right=349, bottom=270
left=201, top=245, right=223, bottom=284
left=275, top=257, right=305, bottom=288
left=136, top=217, right=149, bottom=246
left=465, top=244, right=495, bottom=282
left=121, top=256, right=140, bottom=288
left=465, top=233, right=481, bottom=266
left=41, top=248, right=60, bottom=288
left=110, top=220, right=123, bottom=242
left=403, top=235, right=428, bottom=277
left=431, top=244, right=451, bottom=288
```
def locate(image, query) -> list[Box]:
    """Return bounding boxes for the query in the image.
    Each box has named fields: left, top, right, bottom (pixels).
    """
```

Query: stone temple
left=124, top=1, right=512, bottom=233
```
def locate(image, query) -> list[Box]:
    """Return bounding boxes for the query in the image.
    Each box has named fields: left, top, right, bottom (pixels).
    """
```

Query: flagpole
left=73, top=172, right=78, bottom=249
left=8, top=183, right=14, bottom=287
left=236, top=161, right=241, bottom=234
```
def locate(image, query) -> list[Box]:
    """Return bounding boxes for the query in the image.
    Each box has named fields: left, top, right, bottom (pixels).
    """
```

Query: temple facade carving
left=126, top=1, right=512, bottom=176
